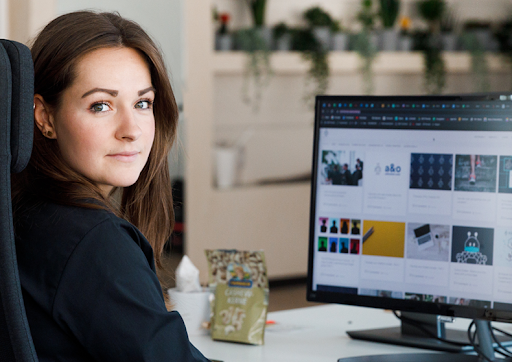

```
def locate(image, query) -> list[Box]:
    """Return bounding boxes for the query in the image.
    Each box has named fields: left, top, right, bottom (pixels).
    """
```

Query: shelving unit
left=184, top=1, right=512, bottom=284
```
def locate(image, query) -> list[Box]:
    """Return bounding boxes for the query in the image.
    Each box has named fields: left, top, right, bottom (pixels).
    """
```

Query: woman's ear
left=34, top=94, right=56, bottom=139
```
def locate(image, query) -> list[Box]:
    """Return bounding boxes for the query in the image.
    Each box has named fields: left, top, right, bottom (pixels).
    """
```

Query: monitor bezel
left=306, top=94, right=512, bottom=324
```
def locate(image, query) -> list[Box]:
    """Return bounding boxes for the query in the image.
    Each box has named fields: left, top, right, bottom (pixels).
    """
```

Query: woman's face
left=40, top=47, right=155, bottom=195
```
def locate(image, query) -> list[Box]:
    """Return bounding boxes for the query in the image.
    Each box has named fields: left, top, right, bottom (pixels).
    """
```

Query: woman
left=12, top=11, right=209, bottom=361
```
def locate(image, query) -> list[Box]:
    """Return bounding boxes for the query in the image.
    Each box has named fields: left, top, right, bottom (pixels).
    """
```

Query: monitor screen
left=307, top=94, right=512, bottom=324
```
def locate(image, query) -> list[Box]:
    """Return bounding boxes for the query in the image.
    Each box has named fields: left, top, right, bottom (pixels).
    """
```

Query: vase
left=214, top=146, right=242, bottom=189
left=312, top=27, right=331, bottom=52
left=332, top=33, right=349, bottom=51
left=274, top=33, right=291, bottom=51
left=216, top=34, right=233, bottom=51
left=381, top=29, right=398, bottom=51
left=398, top=35, right=413, bottom=51
left=441, top=33, right=458, bottom=51
left=255, top=26, right=272, bottom=49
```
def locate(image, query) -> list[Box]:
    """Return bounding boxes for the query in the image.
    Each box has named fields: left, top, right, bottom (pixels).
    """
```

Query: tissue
left=175, top=255, right=202, bottom=293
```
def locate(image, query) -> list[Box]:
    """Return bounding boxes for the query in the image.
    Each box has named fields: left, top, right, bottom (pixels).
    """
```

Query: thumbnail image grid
left=317, top=217, right=361, bottom=255
left=410, top=153, right=453, bottom=191
left=454, top=154, right=497, bottom=192
left=320, top=150, right=364, bottom=186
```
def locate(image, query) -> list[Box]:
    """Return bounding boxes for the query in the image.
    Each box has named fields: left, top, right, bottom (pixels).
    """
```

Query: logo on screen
left=385, top=163, right=401, bottom=175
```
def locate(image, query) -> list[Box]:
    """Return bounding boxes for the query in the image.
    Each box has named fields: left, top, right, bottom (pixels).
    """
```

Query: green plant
left=236, top=28, right=273, bottom=111
left=330, top=20, right=342, bottom=34
left=379, top=0, right=400, bottom=29
left=461, top=33, right=490, bottom=92
left=244, top=0, right=267, bottom=27
left=292, top=29, right=329, bottom=105
left=414, top=31, right=446, bottom=94
left=303, top=6, right=334, bottom=27
left=418, top=0, right=445, bottom=33
left=354, top=30, right=378, bottom=94
left=358, top=0, right=377, bottom=31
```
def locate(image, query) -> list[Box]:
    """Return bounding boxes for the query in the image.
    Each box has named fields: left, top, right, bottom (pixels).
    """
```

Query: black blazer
left=15, top=200, right=209, bottom=362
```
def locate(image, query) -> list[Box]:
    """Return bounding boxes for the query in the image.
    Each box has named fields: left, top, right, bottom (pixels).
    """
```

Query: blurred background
left=3, top=0, right=512, bottom=309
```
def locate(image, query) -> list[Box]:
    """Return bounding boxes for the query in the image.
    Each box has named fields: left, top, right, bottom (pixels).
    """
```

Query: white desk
left=189, top=304, right=512, bottom=362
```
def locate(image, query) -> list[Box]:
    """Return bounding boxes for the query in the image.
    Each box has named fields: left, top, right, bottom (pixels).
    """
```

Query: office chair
left=0, top=39, right=38, bottom=361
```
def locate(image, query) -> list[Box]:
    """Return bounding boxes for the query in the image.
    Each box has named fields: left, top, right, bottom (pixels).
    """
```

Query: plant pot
left=313, top=26, right=331, bottom=51
left=465, top=29, right=498, bottom=52
left=381, top=29, right=398, bottom=51
left=255, top=26, right=272, bottom=49
left=369, top=32, right=379, bottom=51
left=274, top=33, right=291, bottom=51
left=398, top=35, right=413, bottom=51
left=332, top=32, right=349, bottom=51
left=216, top=34, right=233, bottom=51
left=441, top=33, right=458, bottom=51
left=214, top=146, right=242, bottom=189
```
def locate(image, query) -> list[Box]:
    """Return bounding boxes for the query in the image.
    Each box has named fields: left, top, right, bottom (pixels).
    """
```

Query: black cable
left=490, top=326, right=512, bottom=358
left=392, top=310, right=470, bottom=347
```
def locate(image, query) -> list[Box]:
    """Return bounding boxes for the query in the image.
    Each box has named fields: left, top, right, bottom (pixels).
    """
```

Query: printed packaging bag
left=205, top=249, right=269, bottom=345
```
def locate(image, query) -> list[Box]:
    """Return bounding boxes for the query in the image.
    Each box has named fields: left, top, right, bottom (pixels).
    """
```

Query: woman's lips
left=107, top=151, right=139, bottom=162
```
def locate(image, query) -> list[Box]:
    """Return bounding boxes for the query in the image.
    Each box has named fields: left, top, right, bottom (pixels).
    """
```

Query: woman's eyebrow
left=139, top=86, right=156, bottom=96
left=82, top=88, right=118, bottom=98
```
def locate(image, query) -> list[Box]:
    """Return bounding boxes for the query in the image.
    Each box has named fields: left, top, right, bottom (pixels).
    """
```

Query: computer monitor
left=307, top=94, right=512, bottom=361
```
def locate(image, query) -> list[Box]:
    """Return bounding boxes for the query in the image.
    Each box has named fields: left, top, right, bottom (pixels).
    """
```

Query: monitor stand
left=343, top=312, right=512, bottom=361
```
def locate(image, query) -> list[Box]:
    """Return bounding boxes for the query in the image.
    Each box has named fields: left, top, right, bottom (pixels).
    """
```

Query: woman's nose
left=115, top=107, right=142, bottom=141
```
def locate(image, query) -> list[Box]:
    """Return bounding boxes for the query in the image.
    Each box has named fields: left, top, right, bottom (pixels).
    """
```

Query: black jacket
left=15, top=201, right=209, bottom=362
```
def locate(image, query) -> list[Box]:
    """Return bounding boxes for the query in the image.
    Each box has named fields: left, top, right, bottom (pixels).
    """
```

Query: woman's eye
left=91, top=103, right=109, bottom=113
left=135, top=100, right=152, bottom=109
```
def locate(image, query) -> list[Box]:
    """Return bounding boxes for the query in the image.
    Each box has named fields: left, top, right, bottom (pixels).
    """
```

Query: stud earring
left=45, top=130, right=53, bottom=138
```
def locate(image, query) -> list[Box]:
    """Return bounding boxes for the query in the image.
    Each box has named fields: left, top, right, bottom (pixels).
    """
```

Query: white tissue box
left=167, top=288, right=210, bottom=336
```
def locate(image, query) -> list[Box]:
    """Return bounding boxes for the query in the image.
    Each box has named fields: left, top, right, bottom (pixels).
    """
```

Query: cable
left=490, top=326, right=512, bottom=358
left=392, top=310, right=470, bottom=347
left=467, top=321, right=494, bottom=362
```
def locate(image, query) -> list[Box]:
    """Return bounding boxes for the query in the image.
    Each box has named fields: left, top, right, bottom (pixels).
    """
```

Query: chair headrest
left=0, top=39, right=34, bottom=174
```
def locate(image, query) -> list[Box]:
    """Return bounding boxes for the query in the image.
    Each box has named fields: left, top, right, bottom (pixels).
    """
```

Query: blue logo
left=385, top=163, right=401, bottom=175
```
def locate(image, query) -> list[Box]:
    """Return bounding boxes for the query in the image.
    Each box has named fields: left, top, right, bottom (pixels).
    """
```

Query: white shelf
left=213, top=51, right=509, bottom=75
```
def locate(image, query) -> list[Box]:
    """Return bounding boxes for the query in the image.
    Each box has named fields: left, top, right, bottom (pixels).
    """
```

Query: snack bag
left=205, top=249, right=268, bottom=345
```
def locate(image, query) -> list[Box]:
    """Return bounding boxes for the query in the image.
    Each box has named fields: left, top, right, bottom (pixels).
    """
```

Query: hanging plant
left=235, top=28, right=272, bottom=112
left=292, top=28, right=329, bottom=107
left=417, top=0, right=446, bottom=94
left=354, top=30, right=378, bottom=95
left=356, top=0, right=378, bottom=94
left=461, top=33, right=490, bottom=92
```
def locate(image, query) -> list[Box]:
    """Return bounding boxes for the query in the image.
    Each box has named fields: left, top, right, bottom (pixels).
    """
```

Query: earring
left=44, top=130, right=53, bottom=138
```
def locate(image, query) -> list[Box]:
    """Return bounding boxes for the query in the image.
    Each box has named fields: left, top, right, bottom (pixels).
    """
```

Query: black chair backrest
left=0, top=39, right=37, bottom=362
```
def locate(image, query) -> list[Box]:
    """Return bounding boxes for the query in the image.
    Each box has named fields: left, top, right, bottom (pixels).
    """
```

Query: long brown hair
left=12, top=11, right=177, bottom=269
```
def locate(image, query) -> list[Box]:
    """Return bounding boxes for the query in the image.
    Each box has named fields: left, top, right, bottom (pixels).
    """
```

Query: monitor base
left=338, top=353, right=512, bottom=362
left=347, top=325, right=512, bottom=353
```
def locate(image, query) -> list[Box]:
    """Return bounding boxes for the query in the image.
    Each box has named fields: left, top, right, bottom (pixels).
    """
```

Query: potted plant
left=273, top=22, right=291, bottom=51
left=440, top=8, right=458, bottom=51
left=215, top=11, right=232, bottom=51
left=235, top=28, right=272, bottom=112
left=398, top=15, right=413, bottom=51
left=461, top=33, right=490, bottom=92
left=244, top=0, right=271, bottom=47
left=331, top=20, right=349, bottom=51
left=357, top=0, right=379, bottom=48
left=463, top=20, right=498, bottom=52
left=379, top=0, right=400, bottom=51
left=303, top=6, right=335, bottom=51
left=356, top=0, right=379, bottom=94
left=495, top=18, right=512, bottom=89
left=418, top=0, right=446, bottom=94
left=292, top=28, right=329, bottom=106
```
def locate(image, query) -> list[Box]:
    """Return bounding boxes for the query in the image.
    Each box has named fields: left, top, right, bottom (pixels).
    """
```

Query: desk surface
left=189, top=304, right=512, bottom=362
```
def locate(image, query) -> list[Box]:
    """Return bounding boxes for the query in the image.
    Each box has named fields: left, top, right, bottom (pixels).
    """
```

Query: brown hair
left=12, top=11, right=177, bottom=271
